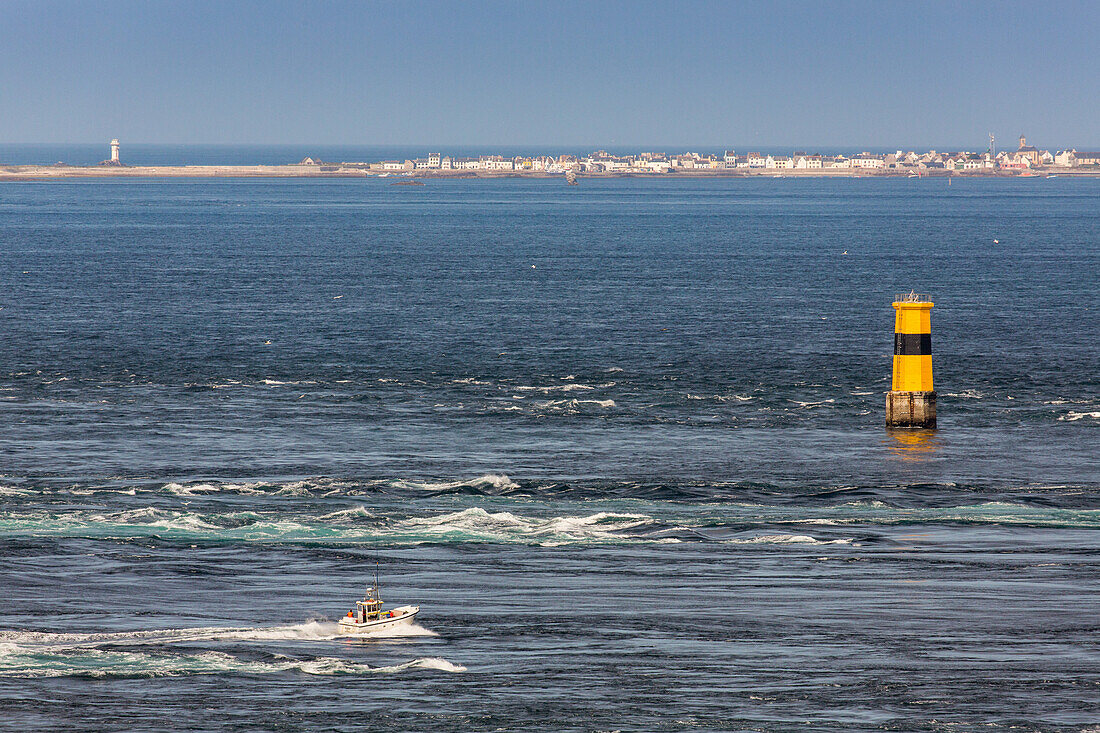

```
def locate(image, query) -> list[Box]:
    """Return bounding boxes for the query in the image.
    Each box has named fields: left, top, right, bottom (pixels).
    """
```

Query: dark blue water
left=1, top=177, right=1098, bottom=731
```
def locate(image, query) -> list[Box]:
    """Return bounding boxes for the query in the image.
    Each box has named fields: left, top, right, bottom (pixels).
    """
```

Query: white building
left=851, top=154, right=885, bottom=169
left=595, top=156, right=630, bottom=171
left=959, top=154, right=987, bottom=170
left=479, top=155, right=514, bottom=171
left=451, top=157, right=481, bottom=169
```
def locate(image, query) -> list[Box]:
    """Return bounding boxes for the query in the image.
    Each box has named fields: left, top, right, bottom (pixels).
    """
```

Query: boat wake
left=0, top=621, right=453, bottom=678
left=0, top=646, right=465, bottom=678
left=0, top=620, right=341, bottom=648
left=0, top=619, right=438, bottom=650
left=340, top=622, right=438, bottom=639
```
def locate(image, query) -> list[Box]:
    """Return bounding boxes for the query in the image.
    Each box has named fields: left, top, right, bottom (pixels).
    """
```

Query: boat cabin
left=348, top=587, right=383, bottom=623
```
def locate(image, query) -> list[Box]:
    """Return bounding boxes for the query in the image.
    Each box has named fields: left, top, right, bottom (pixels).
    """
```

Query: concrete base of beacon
left=886, top=391, right=937, bottom=429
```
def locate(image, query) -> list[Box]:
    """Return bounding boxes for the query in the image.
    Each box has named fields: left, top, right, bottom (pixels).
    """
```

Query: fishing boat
left=337, top=568, right=420, bottom=635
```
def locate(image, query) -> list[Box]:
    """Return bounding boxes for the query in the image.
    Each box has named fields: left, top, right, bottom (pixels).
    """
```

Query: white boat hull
left=337, top=605, right=420, bottom=635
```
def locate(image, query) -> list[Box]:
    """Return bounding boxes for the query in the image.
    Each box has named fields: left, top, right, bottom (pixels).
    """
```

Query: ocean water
left=0, top=176, right=1098, bottom=731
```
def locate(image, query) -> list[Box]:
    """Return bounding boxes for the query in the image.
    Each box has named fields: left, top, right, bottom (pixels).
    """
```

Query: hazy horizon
left=0, top=140, right=1081, bottom=155
left=2, top=0, right=1097, bottom=148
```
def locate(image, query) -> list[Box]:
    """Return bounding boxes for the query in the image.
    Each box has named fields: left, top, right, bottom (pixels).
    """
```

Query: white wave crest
left=87, top=507, right=223, bottom=531
left=390, top=474, right=519, bottom=492
left=273, top=481, right=317, bottom=496
left=164, top=482, right=222, bottom=496
left=0, top=620, right=340, bottom=649
left=398, top=507, right=653, bottom=544
left=789, top=399, right=835, bottom=408
left=1059, top=411, right=1100, bottom=422
left=536, top=398, right=616, bottom=410
left=316, top=505, right=374, bottom=522
left=0, top=647, right=464, bottom=678
left=392, top=657, right=466, bottom=672
left=687, top=393, right=754, bottom=402
left=0, top=503, right=678, bottom=545
left=514, top=383, right=597, bottom=393
left=943, top=390, right=984, bottom=399
left=726, top=534, right=853, bottom=545
left=0, top=486, right=34, bottom=496
left=165, top=480, right=305, bottom=497
left=222, top=482, right=270, bottom=494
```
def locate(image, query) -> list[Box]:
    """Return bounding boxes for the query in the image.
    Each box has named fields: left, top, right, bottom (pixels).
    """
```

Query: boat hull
left=337, top=605, right=420, bottom=635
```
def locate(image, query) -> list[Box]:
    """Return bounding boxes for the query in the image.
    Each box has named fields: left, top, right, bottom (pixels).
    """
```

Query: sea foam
left=0, top=646, right=463, bottom=678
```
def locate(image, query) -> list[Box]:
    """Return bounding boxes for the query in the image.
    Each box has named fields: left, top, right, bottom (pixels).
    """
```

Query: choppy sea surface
left=0, top=176, right=1098, bottom=732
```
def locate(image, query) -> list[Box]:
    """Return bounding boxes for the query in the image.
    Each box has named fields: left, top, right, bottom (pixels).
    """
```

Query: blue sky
left=1, top=0, right=1096, bottom=148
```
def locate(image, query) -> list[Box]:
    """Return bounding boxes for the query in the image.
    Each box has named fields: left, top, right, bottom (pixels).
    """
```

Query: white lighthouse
left=110, top=139, right=120, bottom=163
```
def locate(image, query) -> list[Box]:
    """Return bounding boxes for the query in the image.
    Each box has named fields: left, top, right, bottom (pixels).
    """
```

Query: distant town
left=294, top=135, right=1099, bottom=176
left=3, top=135, right=1099, bottom=179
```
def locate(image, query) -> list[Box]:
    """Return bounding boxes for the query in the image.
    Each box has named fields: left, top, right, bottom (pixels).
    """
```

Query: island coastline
left=3, top=164, right=1097, bottom=181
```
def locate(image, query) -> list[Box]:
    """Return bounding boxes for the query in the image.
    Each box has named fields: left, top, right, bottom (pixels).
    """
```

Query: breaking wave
left=1058, top=411, right=1100, bottom=422
left=388, top=474, right=519, bottom=492
left=0, top=505, right=678, bottom=545
left=536, top=398, right=616, bottom=410
left=399, top=507, right=655, bottom=545
left=725, top=534, right=853, bottom=545
left=4, top=495, right=1096, bottom=547
left=513, top=383, right=600, bottom=393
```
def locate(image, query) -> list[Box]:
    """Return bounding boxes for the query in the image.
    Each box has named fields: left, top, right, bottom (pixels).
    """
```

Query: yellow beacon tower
left=886, top=293, right=936, bottom=429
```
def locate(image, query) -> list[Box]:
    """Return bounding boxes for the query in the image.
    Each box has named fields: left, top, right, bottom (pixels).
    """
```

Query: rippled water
left=1, top=177, right=1098, bottom=731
